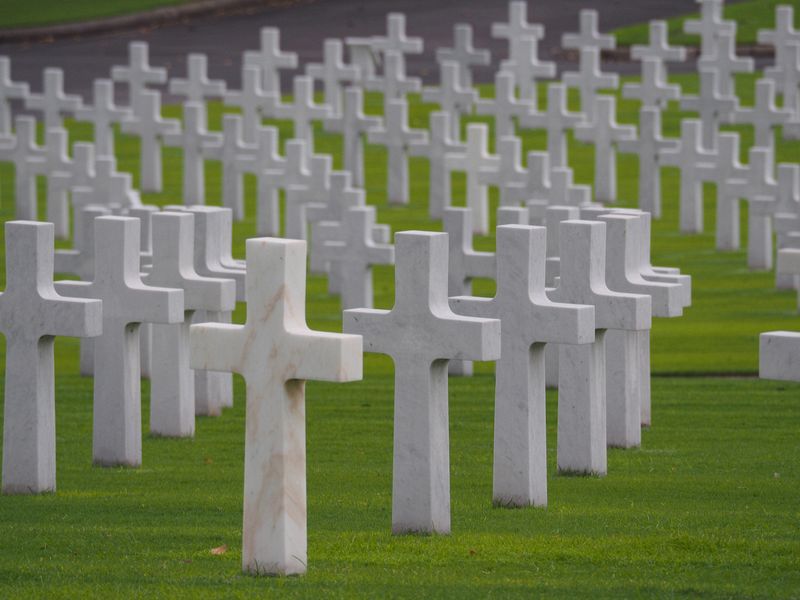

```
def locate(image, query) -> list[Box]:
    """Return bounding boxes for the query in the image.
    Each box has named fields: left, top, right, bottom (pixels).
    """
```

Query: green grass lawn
left=614, top=0, right=800, bottom=47
left=0, top=375, right=797, bottom=598
left=0, top=72, right=798, bottom=596
left=0, top=0, right=203, bottom=29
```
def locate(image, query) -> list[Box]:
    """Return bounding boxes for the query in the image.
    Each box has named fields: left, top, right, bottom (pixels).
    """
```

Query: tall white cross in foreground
left=190, top=237, right=362, bottom=576
left=1, top=221, right=102, bottom=494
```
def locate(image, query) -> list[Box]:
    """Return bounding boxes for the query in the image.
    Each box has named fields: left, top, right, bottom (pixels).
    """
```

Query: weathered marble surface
left=191, top=237, right=362, bottom=576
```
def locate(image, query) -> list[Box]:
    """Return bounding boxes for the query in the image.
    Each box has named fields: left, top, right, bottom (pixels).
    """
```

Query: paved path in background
left=3, top=0, right=701, bottom=103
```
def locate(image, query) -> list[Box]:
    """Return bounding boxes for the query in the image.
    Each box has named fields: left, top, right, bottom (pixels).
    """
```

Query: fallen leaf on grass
left=210, top=545, right=228, bottom=555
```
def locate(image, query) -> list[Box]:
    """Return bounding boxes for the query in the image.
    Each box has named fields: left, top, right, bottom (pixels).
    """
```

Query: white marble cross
left=750, top=165, right=799, bottom=275
left=120, top=89, right=180, bottom=193
left=711, top=132, right=748, bottom=248
left=445, top=123, right=499, bottom=235
left=562, top=9, right=615, bottom=51
left=143, top=212, right=236, bottom=438
left=680, top=69, right=736, bottom=150
left=718, top=147, right=778, bottom=269
left=224, top=65, right=275, bottom=144
left=55, top=217, right=184, bottom=467
left=519, top=83, right=582, bottom=169
left=548, top=167, right=592, bottom=210
left=0, top=116, right=44, bottom=221
left=315, top=219, right=391, bottom=296
left=491, top=1, right=544, bottom=64
left=306, top=39, right=359, bottom=117
left=732, top=78, right=793, bottom=148
left=284, top=154, right=332, bottom=239
left=441, top=206, right=493, bottom=378
left=408, top=110, right=466, bottom=219
left=243, top=27, right=298, bottom=95
left=508, top=157, right=591, bottom=221
left=437, top=23, right=490, bottom=88
left=24, top=67, right=82, bottom=130
left=543, top=205, right=580, bottom=285
left=111, top=41, right=167, bottom=108
left=623, top=57, right=681, bottom=109
left=70, top=155, right=141, bottom=213
left=562, top=47, right=619, bottom=122
left=307, top=171, right=363, bottom=273
left=659, top=119, right=716, bottom=233
left=698, top=27, right=754, bottom=98
left=54, top=205, right=109, bottom=296
left=619, top=209, right=691, bottom=427
left=595, top=213, right=680, bottom=448
left=344, top=231, right=500, bottom=534
left=715, top=143, right=770, bottom=252
left=499, top=37, right=556, bottom=107
left=49, top=143, right=96, bottom=239
left=452, top=224, right=594, bottom=506
left=273, top=75, right=331, bottom=147
left=768, top=42, right=800, bottom=127
left=422, top=61, right=477, bottom=140
left=575, top=95, right=635, bottom=204
left=760, top=6, right=800, bottom=120
left=504, top=150, right=552, bottom=210
left=475, top=71, right=535, bottom=143
left=256, top=139, right=310, bottom=236
left=344, top=36, right=378, bottom=84
left=27, top=127, right=72, bottom=231
left=443, top=207, right=494, bottom=298
left=234, top=125, right=285, bottom=235
left=179, top=206, right=246, bottom=415
left=324, top=205, right=394, bottom=309
left=202, top=114, right=256, bottom=221
left=372, top=13, right=424, bottom=58
left=368, top=97, right=427, bottom=205
left=365, top=51, right=421, bottom=113
left=617, top=107, right=679, bottom=217
left=758, top=5, right=800, bottom=71
left=683, top=0, right=735, bottom=59
left=169, top=53, right=226, bottom=103
left=630, top=20, right=688, bottom=65
left=0, top=56, right=29, bottom=135
left=163, top=102, right=221, bottom=205
left=191, top=237, right=362, bottom=576
left=0, top=221, right=102, bottom=494
left=548, top=220, right=650, bottom=475
left=75, top=79, right=131, bottom=158
left=541, top=205, right=581, bottom=387
left=478, top=135, right=527, bottom=207
left=324, top=86, right=381, bottom=187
